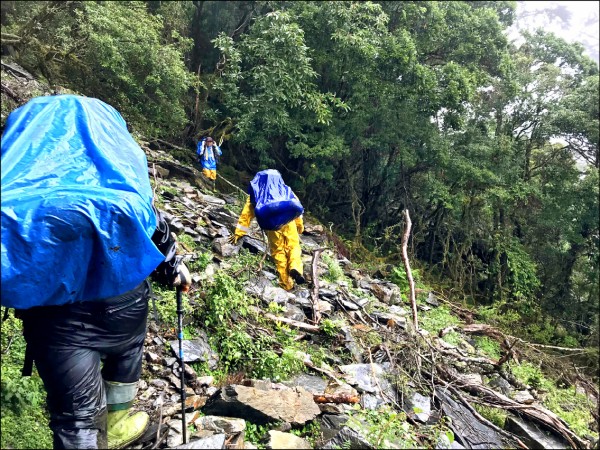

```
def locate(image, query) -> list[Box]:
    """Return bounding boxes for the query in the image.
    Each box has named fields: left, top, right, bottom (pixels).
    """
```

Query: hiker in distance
left=196, top=136, right=222, bottom=188
left=1, top=95, right=191, bottom=449
left=230, top=169, right=307, bottom=291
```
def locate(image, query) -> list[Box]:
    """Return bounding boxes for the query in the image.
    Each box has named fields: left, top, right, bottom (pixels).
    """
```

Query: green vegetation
left=441, top=330, right=463, bottom=347
left=187, top=251, right=212, bottom=273
left=290, top=421, right=322, bottom=447
left=473, top=336, right=502, bottom=360
left=1, top=1, right=598, bottom=446
left=194, top=270, right=307, bottom=381
left=177, top=233, right=198, bottom=251
left=245, top=422, right=278, bottom=449
left=322, top=252, right=345, bottom=283
left=150, top=281, right=190, bottom=327
left=473, top=404, right=508, bottom=428
left=1, top=314, right=53, bottom=449
left=346, top=405, right=419, bottom=448
left=510, top=362, right=598, bottom=439
left=420, top=306, right=462, bottom=334
left=319, top=318, right=345, bottom=337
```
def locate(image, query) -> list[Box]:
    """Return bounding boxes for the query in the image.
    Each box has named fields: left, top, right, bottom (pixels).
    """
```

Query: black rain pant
left=21, top=281, right=150, bottom=449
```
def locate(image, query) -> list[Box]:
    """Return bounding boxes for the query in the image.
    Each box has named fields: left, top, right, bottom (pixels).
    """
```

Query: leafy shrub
left=320, top=318, right=344, bottom=337
left=151, top=282, right=190, bottom=327
left=473, top=404, right=507, bottom=428
left=441, top=330, right=463, bottom=346
left=474, top=336, right=501, bottom=359
left=322, top=252, right=344, bottom=282
left=509, top=361, right=597, bottom=439
left=346, top=404, right=420, bottom=448
left=420, top=306, right=461, bottom=334
left=188, top=251, right=212, bottom=273
left=1, top=315, right=53, bottom=449
left=177, top=233, right=197, bottom=251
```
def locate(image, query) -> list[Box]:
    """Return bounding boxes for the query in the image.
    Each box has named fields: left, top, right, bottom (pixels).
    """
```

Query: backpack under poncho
left=1, top=95, right=165, bottom=309
left=249, top=169, right=304, bottom=231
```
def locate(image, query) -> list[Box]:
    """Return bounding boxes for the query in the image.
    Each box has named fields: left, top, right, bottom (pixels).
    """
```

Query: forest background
left=1, top=0, right=598, bottom=354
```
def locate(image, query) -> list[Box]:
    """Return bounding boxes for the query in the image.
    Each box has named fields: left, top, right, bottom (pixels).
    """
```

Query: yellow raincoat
left=234, top=196, right=304, bottom=290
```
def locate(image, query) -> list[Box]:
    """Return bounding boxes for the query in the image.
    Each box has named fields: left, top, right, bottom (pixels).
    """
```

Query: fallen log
left=313, top=393, right=359, bottom=404
left=435, top=389, right=520, bottom=449
left=311, top=248, right=324, bottom=325
left=437, top=365, right=590, bottom=449
left=250, top=306, right=319, bottom=332
left=1, top=82, right=24, bottom=103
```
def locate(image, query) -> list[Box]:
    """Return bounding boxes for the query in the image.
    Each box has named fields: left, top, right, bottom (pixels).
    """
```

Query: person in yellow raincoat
left=230, top=170, right=306, bottom=291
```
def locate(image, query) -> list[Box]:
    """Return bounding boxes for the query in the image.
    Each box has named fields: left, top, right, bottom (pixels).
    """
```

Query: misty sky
left=508, top=1, right=600, bottom=64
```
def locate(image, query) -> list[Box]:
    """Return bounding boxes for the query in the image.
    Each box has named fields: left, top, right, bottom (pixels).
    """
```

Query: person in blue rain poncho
left=1, top=95, right=191, bottom=450
left=196, top=136, right=222, bottom=185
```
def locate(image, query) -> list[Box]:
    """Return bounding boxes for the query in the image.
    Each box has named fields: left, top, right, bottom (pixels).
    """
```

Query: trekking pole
left=176, top=286, right=187, bottom=444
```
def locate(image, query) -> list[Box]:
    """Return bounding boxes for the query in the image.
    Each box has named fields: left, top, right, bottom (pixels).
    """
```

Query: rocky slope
left=1, top=59, right=598, bottom=450
left=130, top=145, right=599, bottom=450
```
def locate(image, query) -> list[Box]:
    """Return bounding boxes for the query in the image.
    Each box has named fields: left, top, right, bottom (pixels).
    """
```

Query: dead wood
left=435, top=380, right=529, bottom=449
left=150, top=138, right=190, bottom=153
left=436, top=365, right=590, bottom=449
left=311, top=248, right=324, bottom=325
left=313, top=393, right=359, bottom=404
left=401, top=210, right=418, bottom=330
left=1, top=82, right=24, bottom=103
left=250, top=306, right=320, bottom=332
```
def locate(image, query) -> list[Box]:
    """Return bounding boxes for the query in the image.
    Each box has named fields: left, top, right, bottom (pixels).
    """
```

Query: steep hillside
left=1, top=60, right=598, bottom=450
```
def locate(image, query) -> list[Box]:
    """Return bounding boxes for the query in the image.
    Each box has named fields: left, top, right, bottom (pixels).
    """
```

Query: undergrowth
left=1, top=313, right=53, bottom=449
left=510, top=361, right=598, bottom=439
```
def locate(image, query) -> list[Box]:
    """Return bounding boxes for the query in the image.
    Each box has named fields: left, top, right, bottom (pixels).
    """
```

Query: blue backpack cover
left=1, top=95, right=165, bottom=309
left=249, top=169, right=303, bottom=231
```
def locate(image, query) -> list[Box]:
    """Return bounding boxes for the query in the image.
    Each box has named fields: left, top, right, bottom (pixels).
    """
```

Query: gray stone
left=167, top=430, right=184, bottom=449
left=505, top=416, right=570, bottom=449
left=245, top=278, right=294, bottom=304
left=371, top=311, right=407, bottom=328
left=240, top=236, right=267, bottom=254
left=513, top=390, right=535, bottom=404
left=150, top=379, right=167, bottom=388
left=212, top=237, right=240, bottom=257
left=184, top=227, right=199, bottom=236
left=405, top=392, right=431, bottom=422
left=318, top=288, right=338, bottom=298
left=283, top=374, right=328, bottom=394
left=284, top=303, right=307, bottom=322
left=169, top=336, right=219, bottom=369
left=362, top=393, right=386, bottom=410
left=322, top=426, right=374, bottom=449
left=338, top=363, right=397, bottom=403
left=338, top=298, right=360, bottom=310
left=193, top=416, right=246, bottom=434
left=488, top=375, right=514, bottom=397
left=267, top=431, right=311, bottom=449
left=175, top=434, right=226, bottom=449
left=197, top=376, right=214, bottom=387
left=199, top=194, right=226, bottom=205
left=202, top=385, right=320, bottom=425
left=426, top=292, right=440, bottom=307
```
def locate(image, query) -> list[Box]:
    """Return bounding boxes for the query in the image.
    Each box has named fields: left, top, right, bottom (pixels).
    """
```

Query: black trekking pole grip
left=176, top=286, right=187, bottom=444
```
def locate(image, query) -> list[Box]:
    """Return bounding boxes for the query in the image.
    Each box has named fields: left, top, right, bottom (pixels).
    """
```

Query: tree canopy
left=1, top=0, right=598, bottom=346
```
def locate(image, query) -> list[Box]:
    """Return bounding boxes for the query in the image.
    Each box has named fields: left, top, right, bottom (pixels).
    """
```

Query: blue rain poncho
left=1, top=95, right=165, bottom=309
left=249, top=169, right=304, bottom=231
left=196, top=138, right=222, bottom=170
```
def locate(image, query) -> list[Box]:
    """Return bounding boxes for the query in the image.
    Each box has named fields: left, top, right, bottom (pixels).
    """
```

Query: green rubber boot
left=107, top=408, right=149, bottom=449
